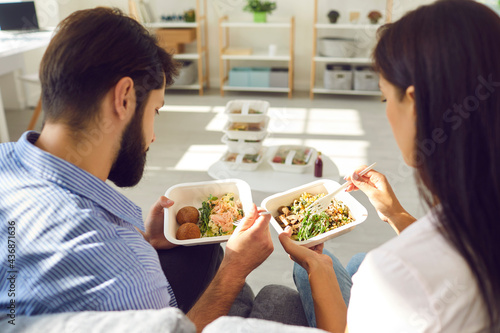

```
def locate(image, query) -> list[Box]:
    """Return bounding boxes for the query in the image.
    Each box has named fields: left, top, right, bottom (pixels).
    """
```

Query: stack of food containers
left=220, top=100, right=269, bottom=171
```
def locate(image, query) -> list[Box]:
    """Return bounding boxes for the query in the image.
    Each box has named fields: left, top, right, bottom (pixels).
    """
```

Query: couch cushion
left=203, top=316, right=327, bottom=333
left=1, top=308, right=195, bottom=333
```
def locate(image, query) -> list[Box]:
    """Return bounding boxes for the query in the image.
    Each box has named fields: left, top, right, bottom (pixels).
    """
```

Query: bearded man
left=0, top=8, right=273, bottom=331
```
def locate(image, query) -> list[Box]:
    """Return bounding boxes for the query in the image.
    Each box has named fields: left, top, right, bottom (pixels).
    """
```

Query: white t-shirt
left=347, top=210, right=488, bottom=333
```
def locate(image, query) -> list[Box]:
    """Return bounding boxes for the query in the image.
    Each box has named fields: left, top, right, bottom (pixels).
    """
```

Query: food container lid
left=270, top=145, right=315, bottom=165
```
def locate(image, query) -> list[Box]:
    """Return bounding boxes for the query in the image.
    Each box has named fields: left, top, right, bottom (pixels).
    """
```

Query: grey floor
left=4, top=88, right=423, bottom=294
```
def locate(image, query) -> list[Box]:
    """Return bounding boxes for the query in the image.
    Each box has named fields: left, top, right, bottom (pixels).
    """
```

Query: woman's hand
left=345, top=166, right=416, bottom=234
left=279, top=227, right=348, bottom=333
left=278, top=226, right=332, bottom=273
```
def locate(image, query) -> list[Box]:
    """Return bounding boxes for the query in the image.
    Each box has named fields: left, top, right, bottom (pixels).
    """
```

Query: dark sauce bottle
left=314, top=152, right=323, bottom=177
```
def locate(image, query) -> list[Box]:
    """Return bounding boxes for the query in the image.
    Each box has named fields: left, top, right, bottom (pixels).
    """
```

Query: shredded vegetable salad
left=275, top=192, right=354, bottom=241
left=199, top=193, right=243, bottom=237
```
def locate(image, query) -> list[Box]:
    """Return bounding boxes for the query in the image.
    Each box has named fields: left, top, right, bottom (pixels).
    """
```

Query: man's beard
left=108, top=110, right=147, bottom=188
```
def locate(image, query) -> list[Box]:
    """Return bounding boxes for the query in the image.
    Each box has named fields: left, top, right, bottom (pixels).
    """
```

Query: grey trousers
left=158, top=245, right=308, bottom=327
left=229, top=283, right=309, bottom=327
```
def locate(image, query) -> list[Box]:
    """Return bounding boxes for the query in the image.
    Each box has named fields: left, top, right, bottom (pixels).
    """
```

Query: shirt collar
left=15, top=131, right=145, bottom=231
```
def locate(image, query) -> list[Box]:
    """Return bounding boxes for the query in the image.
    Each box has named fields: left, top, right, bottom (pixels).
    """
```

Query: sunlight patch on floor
left=155, top=106, right=368, bottom=175
left=171, top=144, right=226, bottom=171
left=304, top=139, right=370, bottom=176
left=159, top=105, right=212, bottom=113
left=307, top=109, right=365, bottom=136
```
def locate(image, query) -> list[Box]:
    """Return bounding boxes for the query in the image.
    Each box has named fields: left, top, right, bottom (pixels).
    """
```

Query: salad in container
left=268, top=145, right=316, bottom=174
left=220, top=149, right=266, bottom=171
left=261, top=179, right=368, bottom=247
left=223, top=116, right=269, bottom=141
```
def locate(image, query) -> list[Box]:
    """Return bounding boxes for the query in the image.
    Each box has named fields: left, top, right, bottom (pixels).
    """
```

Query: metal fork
left=233, top=211, right=272, bottom=226
left=306, top=162, right=377, bottom=216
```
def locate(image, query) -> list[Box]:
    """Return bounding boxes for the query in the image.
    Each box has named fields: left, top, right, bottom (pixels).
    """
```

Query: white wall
left=148, top=0, right=436, bottom=90
left=11, top=0, right=437, bottom=103
left=0, top=0, right=60, bottom=107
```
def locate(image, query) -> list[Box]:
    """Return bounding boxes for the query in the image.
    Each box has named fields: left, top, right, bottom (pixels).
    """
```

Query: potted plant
left=367, top=10, right=382, bottom=24
left=184, top=9, right=195, bottom=23
left=244, top=0, right=277, bottom=23
left=327, top=10, right=340, bottom=24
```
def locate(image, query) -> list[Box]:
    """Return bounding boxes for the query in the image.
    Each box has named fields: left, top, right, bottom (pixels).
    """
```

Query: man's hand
left=222, top=204, right=274, bottom=282
left=187, top=203, right=273, bottom=332
left=143, top=195, right=177, bottom=249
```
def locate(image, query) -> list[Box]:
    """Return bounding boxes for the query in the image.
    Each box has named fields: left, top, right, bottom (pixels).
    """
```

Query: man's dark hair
left=39, top=7, right=179, bottom=129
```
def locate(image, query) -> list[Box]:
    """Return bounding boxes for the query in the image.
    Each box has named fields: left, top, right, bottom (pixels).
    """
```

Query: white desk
left=208, top=150, right=341, bottom=193
left=0, top=30, right=53, bottom=142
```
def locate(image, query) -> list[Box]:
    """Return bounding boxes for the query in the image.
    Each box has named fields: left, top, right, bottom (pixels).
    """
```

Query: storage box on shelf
left=309, top=0, right=393, bottom=98
left=228, top=67, right=288, bottom=88
left=353, top=66, right=379, bottom=91
left=155, top=28, right=196, bottom=54
left=156, top=28, right=196, bottom=43
left=144, top=0, right=209, bottom=95
left=324, top=64, right=352, bottom=91
left=249, top=68, right=270, bottom=88
left=318, top=37, right=356, bottom=58
left=218, top=16, right=295, bottom=98
left=228, top=67, right=251, bottom=87
left=270, top=68, right=288, bottom=88
left=173, top=61, right=197, bottom=86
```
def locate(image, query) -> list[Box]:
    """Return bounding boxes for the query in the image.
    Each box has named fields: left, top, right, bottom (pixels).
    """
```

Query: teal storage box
left=250, top=68, right=270, bottom=88
left=229, top=67, right=251, bottom=86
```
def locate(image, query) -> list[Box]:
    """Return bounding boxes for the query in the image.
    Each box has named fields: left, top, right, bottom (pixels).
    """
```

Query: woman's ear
left=113, top=77, right=135, bottom=120
left=405, top=85, right=416, bottom=118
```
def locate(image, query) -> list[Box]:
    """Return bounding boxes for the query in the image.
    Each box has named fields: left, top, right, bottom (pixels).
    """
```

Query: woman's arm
left=279, top=228, right=347, bottom=333
left=308, top=259, right=348, bottom=332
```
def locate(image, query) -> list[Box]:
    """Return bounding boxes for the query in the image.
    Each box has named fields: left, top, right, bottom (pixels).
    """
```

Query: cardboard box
left=155, top=28, right=196, bottom=44
left=159, top=42, right=185, bottom=54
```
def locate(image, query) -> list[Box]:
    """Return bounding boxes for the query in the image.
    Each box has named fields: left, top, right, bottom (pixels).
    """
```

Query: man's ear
left=114, top=77, right=135, bottom=120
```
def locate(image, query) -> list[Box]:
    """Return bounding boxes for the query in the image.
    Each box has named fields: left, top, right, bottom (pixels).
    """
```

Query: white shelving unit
left=218, top=16, right=295, bottom=98
left=143, top=0, right=209, bottom=96
left=310, top=0, right=393, bottom=98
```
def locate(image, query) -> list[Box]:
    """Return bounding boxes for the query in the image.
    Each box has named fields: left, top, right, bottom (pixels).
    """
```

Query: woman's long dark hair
left=373, top=0, right=500, bottom=330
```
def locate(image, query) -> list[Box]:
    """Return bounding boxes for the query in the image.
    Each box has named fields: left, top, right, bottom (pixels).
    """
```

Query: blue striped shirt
left=0, top=132, right=177, bottom=315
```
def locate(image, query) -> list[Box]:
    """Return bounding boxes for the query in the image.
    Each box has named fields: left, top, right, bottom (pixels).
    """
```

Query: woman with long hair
left=279, top=0, right=500, bottom=332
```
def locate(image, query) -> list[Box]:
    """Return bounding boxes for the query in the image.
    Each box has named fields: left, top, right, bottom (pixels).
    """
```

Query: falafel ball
left=176, top=206, right=199, bottom=225
left=176, top=223, right=201, bottom=240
